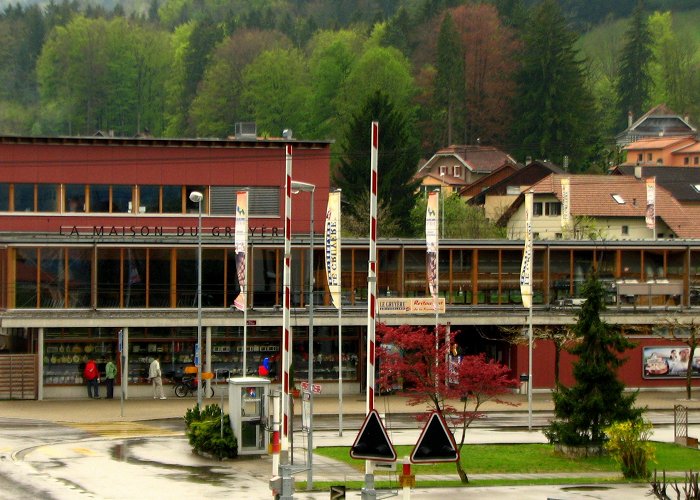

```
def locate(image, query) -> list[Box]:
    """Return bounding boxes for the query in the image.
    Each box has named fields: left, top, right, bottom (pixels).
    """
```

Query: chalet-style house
left=616, top=103, right=697, bottom=146
left=622, top=136, right=700, bottom=167
left=501, top=174, right=700, bottom=241
left=415, top=144, right=516, bottom=196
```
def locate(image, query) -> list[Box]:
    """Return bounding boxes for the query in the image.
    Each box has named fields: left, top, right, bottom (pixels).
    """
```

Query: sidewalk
left=0, top=390, right=697, bottom=424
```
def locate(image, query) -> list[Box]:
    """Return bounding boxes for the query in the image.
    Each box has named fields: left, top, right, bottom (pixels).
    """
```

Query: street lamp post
left=189, top=190, right=204, bottom=409
left=290, top=180, right=315, bottom=490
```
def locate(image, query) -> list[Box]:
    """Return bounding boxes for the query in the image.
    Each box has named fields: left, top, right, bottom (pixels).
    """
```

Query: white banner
left=234, top=191, right=248, bottom=311
left=520, top=191, right=533, bottom=308
left=377, top=297, right=446, bottom=314
left=646, top=177, right=655, bottom=231
left=325, top=191, right=342, bottom=309
left=561, top=177, right=570, bottom=229
left=426, top=191, right=439, bottom=305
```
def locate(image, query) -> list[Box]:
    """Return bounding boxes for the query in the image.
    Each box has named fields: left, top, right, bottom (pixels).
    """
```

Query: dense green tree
left=189, top=29, right=290, bottom=137
left=510, top=0, right=598, bottom=171
left=545, top=274, right=643, bottom=448
left=434, top=12, right=464, bottom=146
left=306, top=29, right=364, bottom=139
left=241, top=47, right=311, bottom=138
left=410, top=193, right=505, bottom=239
left=335, top=43, right=417, bottom=127
left=616, top=1, right=654, bottom=129
left=334, top=91, right=421, bottom=235
left=36, top=16, right=172, bottom=136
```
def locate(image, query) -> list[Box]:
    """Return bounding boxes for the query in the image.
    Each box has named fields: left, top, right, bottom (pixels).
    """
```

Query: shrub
left=185, top=404, right=238, bottom=460
left=604, top=419, right=655, bottom=479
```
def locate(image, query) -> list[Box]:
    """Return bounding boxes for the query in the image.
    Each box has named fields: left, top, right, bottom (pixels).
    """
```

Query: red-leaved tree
left=377, top=323, right=518, bottom=483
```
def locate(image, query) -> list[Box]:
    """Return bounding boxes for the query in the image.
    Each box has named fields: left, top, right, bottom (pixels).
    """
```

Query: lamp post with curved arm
left=189, top=190, right=204, bottom=409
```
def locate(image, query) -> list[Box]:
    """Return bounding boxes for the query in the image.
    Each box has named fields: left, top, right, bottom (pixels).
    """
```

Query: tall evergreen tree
left=545, top=274, right=642, bottom=448
left=616, top=1, right=654, bottom=130
left=434, top=12, right=464, bottom=146
left=334, top=91, right=421, bottom=236
left=510, top=0, right=598, bottom=171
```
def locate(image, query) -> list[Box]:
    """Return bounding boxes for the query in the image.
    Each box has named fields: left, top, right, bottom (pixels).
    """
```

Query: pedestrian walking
left=105, top=358, right=117, bottom=399
left=83, top=359, right=100, bottom=399
left=149, top=356, right=166, bottom=399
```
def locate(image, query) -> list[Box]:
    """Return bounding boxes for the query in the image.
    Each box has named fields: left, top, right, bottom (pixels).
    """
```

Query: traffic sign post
left=410, top=411, right=459, bottom=464
left=350, top=409, right=397, bottom=462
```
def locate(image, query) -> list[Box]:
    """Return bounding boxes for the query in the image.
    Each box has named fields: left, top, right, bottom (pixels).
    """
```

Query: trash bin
left=519, top=373, right=529, bottom=395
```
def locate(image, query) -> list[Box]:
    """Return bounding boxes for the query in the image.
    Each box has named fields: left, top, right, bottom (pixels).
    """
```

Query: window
left=14, top=183, right=34, bottom=211
left=612, top=194, right=625, bottom=204
left=506, top=186, right=520, bottom=195
left=694, top=184, right=700, bottom=194
left=139, top=186, right=160, bottom=213
left=555, top=233, right=562, bottom=239
left=453, top=165, right=461, bottom=177
left=65, top=184, right=86, bottom=212
left=89, top=185, right=110, bottom=212
left=111, top=185, right=132, bottom=213
left=439, top=165, right=447, bottom=175
left=0, top=184, right=8, bottom=211
left=37, top=184, right=58, bottom=212
left=533, top=202, right=543, bottom=216
left=695, top=156, right=699, bottom=165
left=546, top=202, right=561, bottom=216
left=533, top=232, right=540, bottom=239
left=637, top=153, right=643, bottom=162
left=162, top=186, right=182, bottom=213
left=684, top=157, right=690, bottom=165
left=622, top=225, right=629, bottom=235
left=647, top=153, right=652, bottom=161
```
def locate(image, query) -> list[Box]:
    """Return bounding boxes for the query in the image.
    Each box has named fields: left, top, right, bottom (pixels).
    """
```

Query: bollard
left=399, top=456, right=415, bottom=500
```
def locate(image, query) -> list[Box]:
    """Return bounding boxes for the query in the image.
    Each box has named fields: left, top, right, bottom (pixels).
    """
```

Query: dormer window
left=612, top=194, right=625, bottom=204
left=692, top=184, right=700, bottom=193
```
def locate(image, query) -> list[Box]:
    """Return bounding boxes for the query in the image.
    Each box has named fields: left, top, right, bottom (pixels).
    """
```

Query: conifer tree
left=510, top=0, right=598, bottom=171
left=334, top=90, right=421, bottom=236
left=434, top=12, right=464, bottom=146
left=545, top=274, right=643, bottom=449
left=616, top=1, right=654, bottom=130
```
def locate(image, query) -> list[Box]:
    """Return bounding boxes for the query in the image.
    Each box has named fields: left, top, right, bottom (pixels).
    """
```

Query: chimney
left=525, top=156, right=532, bottom=166
left=628, top=110, right=634, bottom=128
left=563, top=155, right=569, bottom=172
left=634, top=166, right=642, bottom=179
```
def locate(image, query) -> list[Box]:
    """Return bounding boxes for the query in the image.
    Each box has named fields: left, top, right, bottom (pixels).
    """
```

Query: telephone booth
left=228, top=377, right=270, bottom=455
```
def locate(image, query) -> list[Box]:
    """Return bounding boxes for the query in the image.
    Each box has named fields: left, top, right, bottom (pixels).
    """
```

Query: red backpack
left=84, top=361, right=98, bottom=380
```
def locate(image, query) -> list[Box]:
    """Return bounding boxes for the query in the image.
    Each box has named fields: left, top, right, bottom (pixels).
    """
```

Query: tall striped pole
left=281, top=144, right=293, bottom=459
left=363, top=121, right=379, bottom=499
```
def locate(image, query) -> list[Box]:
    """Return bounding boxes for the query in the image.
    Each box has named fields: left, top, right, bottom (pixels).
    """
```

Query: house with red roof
left=500, top=174, right=700, bottom=241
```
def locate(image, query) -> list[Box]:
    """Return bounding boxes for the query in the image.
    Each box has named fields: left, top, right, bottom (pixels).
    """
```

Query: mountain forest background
left=2, top=0, right=700, bottom=173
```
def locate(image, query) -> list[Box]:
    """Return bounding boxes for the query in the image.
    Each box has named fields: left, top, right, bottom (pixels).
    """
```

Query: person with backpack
left=83, top=359, right=100, bottom=399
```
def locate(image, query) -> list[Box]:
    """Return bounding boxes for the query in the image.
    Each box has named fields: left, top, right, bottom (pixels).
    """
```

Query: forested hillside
left=1, top=0, right=699, bottom=172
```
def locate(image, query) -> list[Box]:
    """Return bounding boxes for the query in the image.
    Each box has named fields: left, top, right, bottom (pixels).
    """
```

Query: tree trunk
left=686, top=344, right=696, bottom=400
left=455, top=460, right=469, bottom=483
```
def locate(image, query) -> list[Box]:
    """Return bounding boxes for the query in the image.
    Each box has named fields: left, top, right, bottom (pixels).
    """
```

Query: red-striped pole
left=367, top=121, right=378, bottom=415
left=282, top=144, right=292, bottom=457
left=364, top=122, right=379, bottom=493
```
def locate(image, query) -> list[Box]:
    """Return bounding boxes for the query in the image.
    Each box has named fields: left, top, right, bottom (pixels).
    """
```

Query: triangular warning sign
left=410, top=411, right=459, bottom=463
left=349, top=409, right=397, bottom=462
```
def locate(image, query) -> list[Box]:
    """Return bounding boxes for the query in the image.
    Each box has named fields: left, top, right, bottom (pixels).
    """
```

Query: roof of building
left=467, top=160, right=564, bottom=205
left=420, top=144, right=517, bottom=175
left=459, top=162, right=522, bottom=197
left=502, top=174, right=700, bottom=238
left=613, top=165, right=700, bottom=202
left=624, top=136, right=696, bottom=151
left=616, top=104, right=697, bottom=143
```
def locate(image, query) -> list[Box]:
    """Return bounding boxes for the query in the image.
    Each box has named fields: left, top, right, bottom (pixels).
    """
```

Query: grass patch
left=315, top=442, right=699, bottom=476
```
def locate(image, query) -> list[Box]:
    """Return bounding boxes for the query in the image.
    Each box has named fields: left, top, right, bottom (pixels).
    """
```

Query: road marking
left=64, top=421, right=181, bottom=439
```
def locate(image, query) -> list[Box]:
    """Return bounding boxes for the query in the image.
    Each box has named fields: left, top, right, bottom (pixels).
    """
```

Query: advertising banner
left=234, top=191, right=248, bottom=311
left=643, top=346, right=699, bottom=379
left=519, top=191, right=533, bottom=308
left=325, top=191, right=342, bottom=309
left=426, top=191, right=439, bottom=306
left=377, top=297, right=446, bottom=314
left=646, top=177, right=656, bottom=230
left=561, top=177, right=571, bottom=229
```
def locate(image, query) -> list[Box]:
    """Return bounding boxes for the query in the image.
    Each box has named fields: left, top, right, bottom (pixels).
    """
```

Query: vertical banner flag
left=645, top=177, right=656, bottom=231
left=519, top=192, right=533, bottom=308
left=560, top=177, right=571, bottom=230
left=234, top=191, right=248, bottom=311
left=426, top=191, right=439, bottom=306
left=325, top=191, right=342, bottom=309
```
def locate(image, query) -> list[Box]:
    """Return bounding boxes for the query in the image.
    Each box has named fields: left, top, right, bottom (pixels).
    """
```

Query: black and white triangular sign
left=410, top=411, right=459, bottom=463
left=349, top=409, right=397, bottom=462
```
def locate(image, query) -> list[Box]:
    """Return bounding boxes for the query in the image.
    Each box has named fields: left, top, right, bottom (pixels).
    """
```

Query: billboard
left=642, top=346, right=700, bottom=379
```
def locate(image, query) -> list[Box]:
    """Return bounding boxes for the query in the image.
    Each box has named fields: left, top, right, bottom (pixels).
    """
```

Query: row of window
left=438, top=165, right=462, bottom=178
left=636, top=152, right=700, bottom=165
left=532, top=201, right=561, bottom=216
left=0, top=183, right=280, bottom=216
